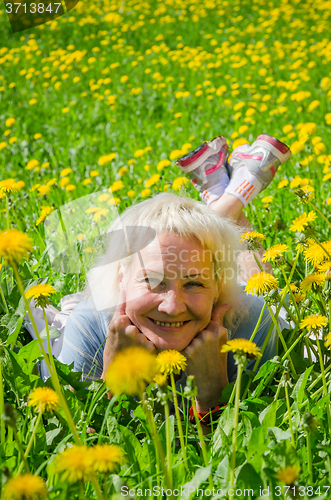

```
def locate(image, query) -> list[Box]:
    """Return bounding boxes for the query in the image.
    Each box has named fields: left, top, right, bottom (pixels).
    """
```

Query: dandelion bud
left=301, top=411, right=318, bottom=433
left=184, top=375, right=198, bottom=398
left=264, top=288, right=280, bottom=305
left=2, top=403, right=17, bottom=428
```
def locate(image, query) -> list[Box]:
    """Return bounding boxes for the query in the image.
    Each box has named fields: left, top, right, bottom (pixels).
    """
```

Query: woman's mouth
left=149, top=318, right=190, bottom=328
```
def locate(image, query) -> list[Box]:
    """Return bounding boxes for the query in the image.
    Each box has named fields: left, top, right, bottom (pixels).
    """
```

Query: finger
left=211, top=303, right=232, bottom=325
left=114, top=287, right=126, bottom=318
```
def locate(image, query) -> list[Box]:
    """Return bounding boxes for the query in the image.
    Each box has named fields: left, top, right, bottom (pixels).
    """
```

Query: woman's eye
left=144, top=277, right=162, bottom=284
left=186, top=282, right=204, bottom=287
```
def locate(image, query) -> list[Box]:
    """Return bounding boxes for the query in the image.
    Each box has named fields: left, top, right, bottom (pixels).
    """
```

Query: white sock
left=199, top=171, right=229, bottom=206
left=224, top=166, right=262, bottom=208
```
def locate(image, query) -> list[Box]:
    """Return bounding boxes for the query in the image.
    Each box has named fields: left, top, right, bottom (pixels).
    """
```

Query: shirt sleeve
left=227, top=287, right=288, bottom=383
left=57, top=300, right=109, bottom=381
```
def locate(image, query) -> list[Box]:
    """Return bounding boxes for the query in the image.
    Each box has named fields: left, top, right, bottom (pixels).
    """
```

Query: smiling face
left=120, top=232, right=221, bottom=351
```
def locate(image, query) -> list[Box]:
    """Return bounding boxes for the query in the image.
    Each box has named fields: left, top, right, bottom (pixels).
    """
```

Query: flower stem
left=280, top=265, right=301, bottom=322
left=230, top=363, right=243, bottom=487
left=316, top=337, right=331, bottom=434
left=266, top=304, right=297, bottom=377
left=0, top=270, right=8, bottom=313
left=0, top=359, right=5, bottom=444
left=249, top=302, right=266, bottom=342
left=42, top=307, right=58, bottom=378
left=17, top=412, right=43, bottom=476
left=306, top=431, right=313, bottom=484
left=284, top=383, right=295, bottom=447
left=5, top=194, right=10, bottom=230
left=164, top=401, right=173, bottom=489
left=190, top=396, right=213, bottom=490
left=140, top=391, right=173, bottom=495
left=308, top=201, right=331, bottom=230
left=12, top=263, right=81, bottom=446
left=12, top=425, right=30, bottom=473
left=252, top=252, right=264, bottom=273
left=170, top=373, right=188, bottom=470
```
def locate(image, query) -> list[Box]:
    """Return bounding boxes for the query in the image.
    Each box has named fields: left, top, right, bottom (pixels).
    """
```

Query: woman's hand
left=101, top=288, right=156, bottom=379
left=182, top=303, right=232, bottom=412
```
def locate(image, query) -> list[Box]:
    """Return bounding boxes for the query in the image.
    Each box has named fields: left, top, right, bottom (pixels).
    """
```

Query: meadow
left=1, top=0, right=331, bottom=497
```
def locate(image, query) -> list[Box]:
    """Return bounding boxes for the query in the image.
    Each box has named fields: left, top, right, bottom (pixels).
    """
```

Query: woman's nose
left=157, top=290, right=187, bottom=316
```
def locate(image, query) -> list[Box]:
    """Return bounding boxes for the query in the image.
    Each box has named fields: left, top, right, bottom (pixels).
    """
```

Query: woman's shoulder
left=65, top=298, right=110, bottom=341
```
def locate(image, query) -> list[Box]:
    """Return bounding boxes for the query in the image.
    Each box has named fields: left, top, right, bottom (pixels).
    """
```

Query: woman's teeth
left=154, top=320, right=186, bottom=327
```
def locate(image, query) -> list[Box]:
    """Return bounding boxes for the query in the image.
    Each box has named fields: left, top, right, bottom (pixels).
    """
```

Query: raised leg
left=210, top=193, right=273, bottom=280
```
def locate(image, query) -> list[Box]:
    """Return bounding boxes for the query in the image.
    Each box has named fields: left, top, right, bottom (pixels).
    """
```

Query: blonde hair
left=84, top=192, right=246, bottom=328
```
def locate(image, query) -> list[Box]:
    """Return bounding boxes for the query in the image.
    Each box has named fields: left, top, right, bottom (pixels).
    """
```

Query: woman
left=58, top=133, right=291, bottom=417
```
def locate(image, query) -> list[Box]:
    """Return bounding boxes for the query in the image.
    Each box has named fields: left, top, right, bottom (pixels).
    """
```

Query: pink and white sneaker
left=226, top=134, right=292, bottom=196
left=175, top=136, right=230, bottom=203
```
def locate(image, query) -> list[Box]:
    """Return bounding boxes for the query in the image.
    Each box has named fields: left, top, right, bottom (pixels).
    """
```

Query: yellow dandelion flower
left=300, top=273, right=325, bottom=294
left=280, top=283, right=298, bottom=295
left=90, top=444, right=124, bottom=473
left=157, top=350, right=187, bottom=375
left=299, top=314, right=328, bottom=331
left=5, top=117, right=16, bottom=128
left=83, top=178, right=92, bottom=186
left=60, top=167, right=73, bottom=177
left=278, top=179, right=289, bottom=189
left=154, top=373, right=168, bottom=387
left=118, top=167, right=128, bottom=176
left=93, top=208, right=109, bottom=222
left=245, top=272, right=279, bottom=296
left=324, top=333, right=331, bottom=348
left=317, top=261, right=331, bottom=273
left=66, top=184, right=76, bottom=192
left=127, top=190, right=136, bottom=198
left=0, top=178, right=19, bottom=194
left=37, top=185, right=51, bottom=196
left=261, top=195, right=273, bottom=205
left=105, top=346, right=158, bottom=396
left=26, top=159, right=40, bottom=171
left=304, top=241, right=331, bottom=266
left=145, top=174, right=160, bottom=188
left=2, top=473, right=48, bottom=500
left=172, top=177, right=189, bottom=191
left=25, top=283, right=56, bottom=300
left=90, top=170, right=99, bottom=177
left=55, top=445, right=93, bottom=483
left=28, top=387, right=59, bottom=413
left=59, top=177, right=70, bottom=188
left=262, top=244, right=289, bottom=262
left=275, top=465, right=300, bottom=485
left=240, top=231, right=266, bottom=243
left=157, top=159, right=171, bottom=171
left=134, top=149, right=145, bottom=158
left=294, top=185, right=314, bottom=204
left=109, top=180, right=124, bottom=192
left=15, top=180, right=25, bottom=190
left=289, top=211, right=317, bottom=232
left=97, top=193, right=110, bottom=202
left=141, top=188, right=152, bottom=198
left=108, top=198, right=121, bottom=205
left=232, top=138, right=249, bottom=149
left=220, top=338, right=262, bottom=359
left=0, top=229, right=33, bottom=265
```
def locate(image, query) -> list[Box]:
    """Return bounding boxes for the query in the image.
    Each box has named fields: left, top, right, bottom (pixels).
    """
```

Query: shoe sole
left=254, top=134, right=292, bottom=163
left=176, top=136, right=228, bottom=173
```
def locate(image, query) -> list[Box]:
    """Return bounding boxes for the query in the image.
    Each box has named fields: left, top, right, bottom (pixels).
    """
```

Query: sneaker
left=175, top=136, right=230, bottom=194
left=226, top=134, right=292, bottom=192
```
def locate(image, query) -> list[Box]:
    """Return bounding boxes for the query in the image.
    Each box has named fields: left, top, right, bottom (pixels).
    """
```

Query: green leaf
left=291, top=365, right=314, bottom=404
left=236, top=463, right=262, bottom=492
left=259, top=400, right=279, bottom=427
left=210, top=421, right=228, bottom=456
left=179, top=465, right=212, bottom=499
left=39, top=326, right=61, bottom=340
